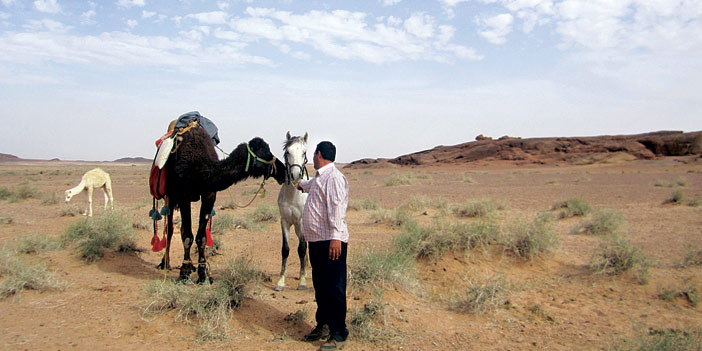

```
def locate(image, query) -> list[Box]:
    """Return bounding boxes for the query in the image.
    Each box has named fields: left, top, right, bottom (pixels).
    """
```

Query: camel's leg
left=178, top=201, right=195, bottom=281
left=195, top=193, right=216, bottom=284
left=274, top=220, right=291, bottom=291
left=294, top=221, right=308, bottom=290
left=157, top=209, right=175, bottom=270
left=102, top=186, right=109, bottom=210
left=86, top=187, right=93, bottom=217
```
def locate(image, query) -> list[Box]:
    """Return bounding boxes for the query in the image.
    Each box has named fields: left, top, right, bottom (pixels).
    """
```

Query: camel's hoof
left=274, top=285, right=284, bottom=292
left=196, top=265, right=212, bottom=284
left=178, top=262, right=194, bottom=281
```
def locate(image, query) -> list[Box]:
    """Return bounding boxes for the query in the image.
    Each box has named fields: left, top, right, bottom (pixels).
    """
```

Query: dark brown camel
left=158, top=127, right=285, bottom=283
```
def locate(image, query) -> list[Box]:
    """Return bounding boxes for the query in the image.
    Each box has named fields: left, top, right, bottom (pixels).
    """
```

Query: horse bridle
left=245, top=143, right=277, bottom=176
left=283, top=150, right=309, bottom=185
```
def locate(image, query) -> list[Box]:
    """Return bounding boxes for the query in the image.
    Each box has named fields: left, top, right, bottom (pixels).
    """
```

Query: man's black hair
left=315, top=141, right=336, bottom=162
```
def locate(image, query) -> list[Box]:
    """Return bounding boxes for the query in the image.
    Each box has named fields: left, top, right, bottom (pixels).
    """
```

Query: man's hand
left=329, top=239, right=342, bottom=260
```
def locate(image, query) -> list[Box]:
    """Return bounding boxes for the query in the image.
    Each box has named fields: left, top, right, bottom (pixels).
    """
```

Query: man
left=297, top=141, right=350, bottom=350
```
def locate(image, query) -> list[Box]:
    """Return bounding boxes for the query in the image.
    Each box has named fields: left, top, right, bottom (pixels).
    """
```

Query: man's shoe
left=319, top=336, right=346, bottom=350
left=303, top=324, right=329, bottom=342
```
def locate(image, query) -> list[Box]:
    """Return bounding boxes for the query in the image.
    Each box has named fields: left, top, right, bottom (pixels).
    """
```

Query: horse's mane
left=283, top=135, right=306, bottom=150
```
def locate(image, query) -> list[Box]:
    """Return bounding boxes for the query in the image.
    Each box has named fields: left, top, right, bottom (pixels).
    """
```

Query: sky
left=0, top=0, right=700, bottom=163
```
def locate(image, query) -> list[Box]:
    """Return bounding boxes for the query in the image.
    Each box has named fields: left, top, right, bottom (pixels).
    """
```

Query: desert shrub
left=0, top=248, right=66, bottom=298
left=60, top=211, right=138, bottom=262
left=609, top=328, right=702, bottom=351
left=552, top=197, right=591, bottom=218
left=14, top=234, right=60, bottom=254
left=571, top=209, right=625, bottom=236
left=664, top=190, right=687, bottom=205
left=501, top=213, right=558, bottom=260
left=0, top=187, right=11, bottom=200
left=251, top=204, right=279, bottom=223
left=141, top=256, right=264, bottom=340
left=232, top=216, right=262, bottom=231
left=659, top=284, right=698, bottom=308
left=676, top=177, right=689, bottom=187
left=589, top=235, right=650, bottom=284
left=383, top=172, right=413, bottom=187
left=9, top=184, right=40, bottom=202
left=60, top=205, right=81, bottom=217
left=452, top=199, right=501, bottom=218
left=211, top=213, right=235, bottom=235
left=41, top=192, right=61, bottom=205
left=349, top=298, right=395, bottom=342
left=370, top=209, right=415, bottom=228
left=450, top=275, right=510, bottom=314
left=415, top=219, right=500, bottom=260
left=348, top=197, right=381, bottom=211
left=349, top=245, right=416, bottom=290
left=0, top=216, right=12, bottom=224
left=678, top=246, right=702, bottom=267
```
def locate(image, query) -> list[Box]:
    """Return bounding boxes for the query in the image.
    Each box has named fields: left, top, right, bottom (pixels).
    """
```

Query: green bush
left=383, top=173, right=413, bottom=187
left=609, top=328, right=702, bottom=351
left=211, top=213, right=235, bottom=235
left=0, top=249, right=66, bottom=298
left=452, top=199, right=501, bottom=218
left=348, top=197, right=381, bottom=211
left=60, top=211, right=138, bottom=262
left=141, top=256, right=265, bottom=340
left=552, top=197, right=591, bottom=218
left=14, top=234, right=60, bottom=254
left=449, top=275, right=510, bottom=314
left=501, top=213, right=558, bottom=260
left=349, top=298, right=395, bottom=342
left=349, top=245, right=416, bottom=290
left=251, top=204, right=279, bottom=223
left=571, top=209, right=625, bottom=236
left=589, top=235, right=649, bottom=284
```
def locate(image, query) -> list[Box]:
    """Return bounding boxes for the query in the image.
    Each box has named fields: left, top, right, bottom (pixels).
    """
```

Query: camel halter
left=283, top=150, right=309, bottom=185
left=245, top=143, right=277, bottom=175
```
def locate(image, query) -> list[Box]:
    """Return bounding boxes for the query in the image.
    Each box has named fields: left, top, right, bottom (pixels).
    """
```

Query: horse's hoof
left=297, top=285, right=307, bottom=290
left=274, top=285, right=284, bottom=292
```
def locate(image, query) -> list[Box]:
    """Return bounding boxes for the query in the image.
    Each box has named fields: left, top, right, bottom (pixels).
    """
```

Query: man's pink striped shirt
left=299, top=163, right=349, bottom=243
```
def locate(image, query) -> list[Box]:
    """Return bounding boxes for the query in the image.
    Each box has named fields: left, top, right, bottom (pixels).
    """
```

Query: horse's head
left=283, top=131, right=309, bottom=185
left=246, top=137, right=286, bottom=183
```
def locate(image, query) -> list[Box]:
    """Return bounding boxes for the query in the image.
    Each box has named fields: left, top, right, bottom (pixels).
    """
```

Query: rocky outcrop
left=347, top=131, right=702, bottom=167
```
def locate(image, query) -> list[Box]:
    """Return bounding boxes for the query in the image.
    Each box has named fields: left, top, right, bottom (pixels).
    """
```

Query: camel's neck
left=208, top=145, right=255, bottom=192
left=68, top=180, right=86, bottom=195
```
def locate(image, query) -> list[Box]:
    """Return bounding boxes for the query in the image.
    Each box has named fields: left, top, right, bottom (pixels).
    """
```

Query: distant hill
left=0, top=153, right=19, bottom=161
left=113, top=157, right=151, bottom=163
left=347, top=131, right=702, bottom=168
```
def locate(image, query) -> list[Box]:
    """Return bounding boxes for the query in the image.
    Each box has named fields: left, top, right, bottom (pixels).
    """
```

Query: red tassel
left=151, top=219, right=161, bottom=252
left=206, top=216, right=213, bottom=247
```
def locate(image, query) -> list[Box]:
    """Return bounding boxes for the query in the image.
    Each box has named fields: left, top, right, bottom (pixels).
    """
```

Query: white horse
left=275, top=132, right=310, bottom=291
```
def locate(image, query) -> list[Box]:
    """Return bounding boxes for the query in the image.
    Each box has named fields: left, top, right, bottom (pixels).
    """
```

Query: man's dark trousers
left=309, top=240, right=349, bottom=341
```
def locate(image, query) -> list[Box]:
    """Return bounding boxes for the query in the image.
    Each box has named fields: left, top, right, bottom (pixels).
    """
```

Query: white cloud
left=117, top=0, right=145, bottom=9
left=479, top=13, right=514, bottom=44
left=81, top=10, right=96, bottom=25
left=217, top=2, right=229, bottom=10
left=185, top=11, right=229, bottom=25
left=229, top=7, right=480, bottom=63
left=2, top=0, right=16, bottom=6
left=34, top=0, right=60, bottom=14
left=24, top=19, right=70, bottom=32
left=126, top=19, right=137, bottom=28
left=404, top=13, right=434, bottom=39
left=381, top=0, right=402, bottom=6
left=142, top=10, right=155, bottom=19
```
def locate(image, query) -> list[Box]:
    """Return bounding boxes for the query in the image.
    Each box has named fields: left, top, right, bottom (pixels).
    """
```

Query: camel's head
left=246, top=137, right=286, bottom=183
left=283, top=131, right=309, bottom=185
left=64, top=189, right=74, bottom=203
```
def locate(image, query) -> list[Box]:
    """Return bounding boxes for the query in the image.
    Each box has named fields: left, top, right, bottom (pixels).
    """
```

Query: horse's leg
left=86, top=186, right=93, bottom=217
left=157, top=207, right=175, bottom=270
left=294, top=221, right=308, bottom=290
left=195, top=193, right=216, bottom=284
left=178, top=201, right=195, bottom=281
left=274, top=219, right=291, bottom=291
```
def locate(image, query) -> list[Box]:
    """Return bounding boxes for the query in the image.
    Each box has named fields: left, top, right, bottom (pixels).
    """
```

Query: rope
left=232, top=178, right=268, bottom=209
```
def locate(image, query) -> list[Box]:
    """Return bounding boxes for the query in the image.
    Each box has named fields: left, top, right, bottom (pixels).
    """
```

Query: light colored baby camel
left=64, top=168, right=114, bottom=217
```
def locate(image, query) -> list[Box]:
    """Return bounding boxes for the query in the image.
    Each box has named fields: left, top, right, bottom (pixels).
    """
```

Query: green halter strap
left=246, top=143, right=274, bottom=172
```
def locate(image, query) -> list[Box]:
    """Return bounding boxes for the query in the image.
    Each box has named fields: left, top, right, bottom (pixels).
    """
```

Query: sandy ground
left=0, top=157, right=701, bottom=350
